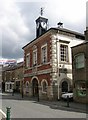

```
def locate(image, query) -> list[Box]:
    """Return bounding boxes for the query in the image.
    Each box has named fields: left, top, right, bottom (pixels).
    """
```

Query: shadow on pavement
left=1, top=92, right=87, bottom=114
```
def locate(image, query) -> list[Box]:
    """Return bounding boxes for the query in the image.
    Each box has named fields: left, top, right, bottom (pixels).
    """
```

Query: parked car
left=61, top=92, right=73, bottom=100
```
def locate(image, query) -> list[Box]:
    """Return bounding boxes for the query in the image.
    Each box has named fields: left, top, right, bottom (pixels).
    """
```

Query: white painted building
left=50, top=28, right=85, bottom=99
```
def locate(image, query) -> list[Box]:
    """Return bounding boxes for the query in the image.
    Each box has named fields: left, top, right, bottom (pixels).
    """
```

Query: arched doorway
left=32, top=78, right=38, bottom=97
left=62, top=81, right=68, bottom=93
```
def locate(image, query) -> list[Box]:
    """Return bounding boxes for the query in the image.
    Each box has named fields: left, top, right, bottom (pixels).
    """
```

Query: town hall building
left=22, top=15, right=85, bottom=100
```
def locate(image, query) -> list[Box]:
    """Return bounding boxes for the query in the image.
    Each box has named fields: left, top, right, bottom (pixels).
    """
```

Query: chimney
left=57, top=22, right=63, bottom=28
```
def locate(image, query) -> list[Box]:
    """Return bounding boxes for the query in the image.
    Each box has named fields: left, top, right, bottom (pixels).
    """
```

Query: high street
left=0, top=93, right=87, bottom=119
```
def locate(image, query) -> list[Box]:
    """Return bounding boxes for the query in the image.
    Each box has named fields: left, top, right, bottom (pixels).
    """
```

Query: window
left=76, top=81, right=86, bottom=97
left=42, top=80, right=48, bottom=92
left=41, top=44, right=47, bottom=63
left=75, top=53, right=85, bottom=69
left=26, top=81, right=29, bottom=93
left=60, top=44, right=68, bottom=62
left=26, top=53, right=30, bottom=67
left=33, top=50, right=37, bottom=66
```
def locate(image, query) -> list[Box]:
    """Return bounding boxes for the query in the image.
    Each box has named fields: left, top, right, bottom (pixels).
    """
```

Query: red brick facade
left=23, top=32, right=55, bottom=100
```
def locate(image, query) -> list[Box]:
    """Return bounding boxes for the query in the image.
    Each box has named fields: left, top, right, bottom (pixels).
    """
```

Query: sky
left=0, top=0, right=87, bottom=62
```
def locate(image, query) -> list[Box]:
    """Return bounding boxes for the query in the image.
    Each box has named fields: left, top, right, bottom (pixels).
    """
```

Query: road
left=0, top=93, right=87, bottom=119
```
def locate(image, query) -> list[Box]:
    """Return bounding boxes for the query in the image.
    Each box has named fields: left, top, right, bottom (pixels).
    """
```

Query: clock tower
left=36, top=16, right=48, bottom=38
left=36, top=8, right=48, bottom=38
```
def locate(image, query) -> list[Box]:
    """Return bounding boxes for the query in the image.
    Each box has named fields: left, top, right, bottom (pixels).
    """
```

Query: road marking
left=0, top=93, right=10, bottom=95
left=0, top=109, right=6, bottom=118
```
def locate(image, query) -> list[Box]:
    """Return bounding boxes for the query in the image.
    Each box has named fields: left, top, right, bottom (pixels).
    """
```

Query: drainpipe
left=56, top=33, right=60, bottom=100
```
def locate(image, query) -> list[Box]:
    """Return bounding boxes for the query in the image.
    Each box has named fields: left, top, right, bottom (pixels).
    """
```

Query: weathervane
left=40, top=7, right=44, bottom=16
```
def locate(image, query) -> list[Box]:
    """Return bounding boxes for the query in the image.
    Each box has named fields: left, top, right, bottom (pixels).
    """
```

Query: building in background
left=71, top=27, right=88, bottom=103
left=22, top=15, right=85, bottom=100
left=2, top=62, right=24, bottom=93
left=72, top=41, right=88, bottom=103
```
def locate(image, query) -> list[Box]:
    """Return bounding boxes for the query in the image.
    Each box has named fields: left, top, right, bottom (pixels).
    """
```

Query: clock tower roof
left=35, top=16, right=48, bottom=23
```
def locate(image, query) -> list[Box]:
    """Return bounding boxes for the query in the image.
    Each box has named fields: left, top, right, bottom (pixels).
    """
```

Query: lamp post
left=37, top=85, right=39, bottom=102
left=67, top=95, right=69, bottom=107
left=21, top=80, right=24, bottom=98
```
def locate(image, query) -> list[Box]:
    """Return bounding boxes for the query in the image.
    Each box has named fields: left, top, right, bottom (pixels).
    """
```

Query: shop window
left=76, top=81, right=86, bottom=97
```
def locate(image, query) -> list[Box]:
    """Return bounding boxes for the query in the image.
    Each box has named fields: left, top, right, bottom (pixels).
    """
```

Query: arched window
left=41, top=80, right=48, bottom=92
left=62, top=81, right=68, bottom=93
left=26, top=81, right=29, bottom=93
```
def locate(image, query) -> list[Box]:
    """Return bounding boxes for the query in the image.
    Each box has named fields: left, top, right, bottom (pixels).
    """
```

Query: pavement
left=1, top=92, right=87, bottom=114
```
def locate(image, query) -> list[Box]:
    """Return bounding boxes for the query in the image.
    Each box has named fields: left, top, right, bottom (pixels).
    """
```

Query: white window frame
left=60, top=44, right=68, bottom=62
left=41, top=44, right=47, bottom=64
left=26, top=53, right=30, bottom=68
left=75, top=53, right=85, bottom=69
left=33, top=49, right=37, bottom=66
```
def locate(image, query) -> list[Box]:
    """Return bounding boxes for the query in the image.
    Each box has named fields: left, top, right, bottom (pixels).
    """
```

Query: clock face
left=41, top=22, right=47, bottom=29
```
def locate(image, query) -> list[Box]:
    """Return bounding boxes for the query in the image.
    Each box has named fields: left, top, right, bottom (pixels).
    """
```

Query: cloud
left=1, top=0, right=30, bottom=60
left=44, top=0, right=86, bottom=32
left=0, top=0, right=87, bottom=62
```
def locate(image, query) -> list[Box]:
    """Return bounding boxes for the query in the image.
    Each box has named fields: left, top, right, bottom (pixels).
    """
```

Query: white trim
left=31, top=76, right=39, bottom=84
left=26, top=81, right=29, bottom=86
left=24, top=68, right=52, bottom=77
left=59, top=43, right=69, bottom=63
left=25, top=62, right=51, bottom=70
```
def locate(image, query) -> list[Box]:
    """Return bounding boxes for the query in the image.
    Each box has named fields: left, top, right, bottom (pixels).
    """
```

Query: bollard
left=6, top=107, right=11, bottom=120
left=67, top=96, right=69, bottom=107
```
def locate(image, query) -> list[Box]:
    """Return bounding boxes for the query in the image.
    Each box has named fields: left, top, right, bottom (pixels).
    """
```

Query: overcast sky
left=1, top=0, right=87, bottom=62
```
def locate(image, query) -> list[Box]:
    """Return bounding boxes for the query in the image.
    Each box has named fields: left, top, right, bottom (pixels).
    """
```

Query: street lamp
left=21, top=80, right=24, bottom=98
left=37, top=86, right=39, bottom=102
